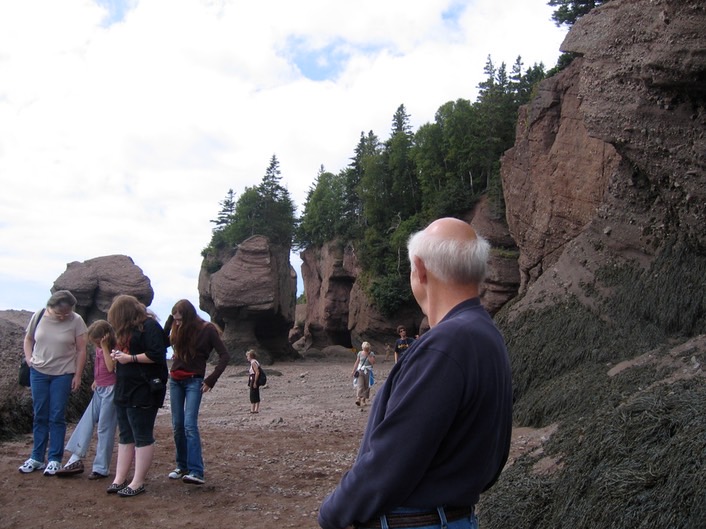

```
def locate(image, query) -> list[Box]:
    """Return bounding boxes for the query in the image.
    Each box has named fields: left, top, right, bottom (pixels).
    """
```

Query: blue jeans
left=170, top=377, right=204, bottom=477
left=370, top=507, right=478, bottom=529
left=29, top=368, right=73, bottom=463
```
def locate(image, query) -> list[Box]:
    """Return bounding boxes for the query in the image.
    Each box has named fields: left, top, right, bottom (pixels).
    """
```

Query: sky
left=0, top=0, right=567, bottom=322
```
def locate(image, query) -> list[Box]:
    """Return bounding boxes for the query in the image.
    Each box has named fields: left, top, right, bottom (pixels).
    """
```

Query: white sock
left=67, top=454, right=81, bottom=466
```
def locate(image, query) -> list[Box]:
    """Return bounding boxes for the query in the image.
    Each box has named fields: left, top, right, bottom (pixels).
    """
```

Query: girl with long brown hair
left=106, top=295, right=167, bottom=497
left=164, top=299, right=230, bottom=485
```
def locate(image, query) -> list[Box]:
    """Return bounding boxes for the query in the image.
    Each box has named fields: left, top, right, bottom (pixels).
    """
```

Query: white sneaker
left=168, top=468, right=186, bottom=479
left=182, top=473, right=205, bottom=485
left=43, top=461, right=61, bottom=476
left=18, top=458, right=45, bottom=474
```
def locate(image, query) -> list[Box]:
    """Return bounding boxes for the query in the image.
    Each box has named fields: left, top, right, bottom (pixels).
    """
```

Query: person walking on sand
left=352, top=342, right=376, bottom=407
left=319, top=218, right=513, bottom=529
left=55, top=320, right=118, bottom=480
left=163, top=299, right=230, bottom=486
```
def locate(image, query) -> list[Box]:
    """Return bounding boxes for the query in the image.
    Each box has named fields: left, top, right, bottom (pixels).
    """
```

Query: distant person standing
left=55, top=320, right=118, bottom=480
left=246, top=350, right=263, bottom=414
left=19, top=290, right=88, bottom=476
left=319, top=217, right=513, bottom=529
left=164, top=299, right=230, bottom=486
left=352, top=342, right=376, bottom=407
left=393, top=325, right=415, bottom=364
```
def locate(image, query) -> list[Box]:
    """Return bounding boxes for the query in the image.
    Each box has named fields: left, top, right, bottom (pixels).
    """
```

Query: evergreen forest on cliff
left=203, top=52, right=548, bottom=315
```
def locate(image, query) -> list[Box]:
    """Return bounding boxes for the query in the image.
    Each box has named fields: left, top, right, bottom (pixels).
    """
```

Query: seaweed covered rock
left=488, top=0, right=706, bottom=527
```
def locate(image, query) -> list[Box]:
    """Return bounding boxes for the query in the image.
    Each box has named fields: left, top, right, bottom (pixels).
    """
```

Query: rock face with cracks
left=52, top=254, right=154, bottom=322
left=484, top=1, right=706, bottom=528
left=199, top=235, right=298, bottom=364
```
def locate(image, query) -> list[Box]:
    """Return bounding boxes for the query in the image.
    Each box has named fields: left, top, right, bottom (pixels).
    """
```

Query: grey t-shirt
left=28, top=310, right=87, bottom=375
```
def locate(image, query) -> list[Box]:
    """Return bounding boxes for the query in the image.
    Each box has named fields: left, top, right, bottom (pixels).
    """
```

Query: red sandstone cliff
left=501, top=0, right=705, bottom=316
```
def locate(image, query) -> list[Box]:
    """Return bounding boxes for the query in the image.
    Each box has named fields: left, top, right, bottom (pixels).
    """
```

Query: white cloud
left=0, top=0, right=567, bottom=320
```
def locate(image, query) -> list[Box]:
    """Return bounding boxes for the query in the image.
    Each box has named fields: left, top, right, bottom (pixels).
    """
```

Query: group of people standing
left=18, top=216, right=512, bottom=529
left=19, top=293, right=231, bottom=497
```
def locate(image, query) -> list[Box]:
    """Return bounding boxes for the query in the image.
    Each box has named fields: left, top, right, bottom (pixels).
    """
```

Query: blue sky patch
left=286, top=37, right=352, bottom=82
left=442, top=0, right=466, bottom=27
left=94, top=0, right=136, bottom=27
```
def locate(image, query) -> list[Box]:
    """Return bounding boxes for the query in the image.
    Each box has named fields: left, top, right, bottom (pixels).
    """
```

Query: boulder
left=52, top=255, right=154, bottom=322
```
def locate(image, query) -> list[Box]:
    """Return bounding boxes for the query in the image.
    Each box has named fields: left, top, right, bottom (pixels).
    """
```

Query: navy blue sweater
left=318, top=298, right=512, bottom=529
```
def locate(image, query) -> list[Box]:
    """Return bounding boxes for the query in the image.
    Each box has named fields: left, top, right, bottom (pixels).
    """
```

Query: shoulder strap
left=30, top=309, right=45, bottom=340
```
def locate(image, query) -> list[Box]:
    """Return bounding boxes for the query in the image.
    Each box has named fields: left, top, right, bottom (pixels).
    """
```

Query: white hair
left=407, top=226, right=490, bottom=284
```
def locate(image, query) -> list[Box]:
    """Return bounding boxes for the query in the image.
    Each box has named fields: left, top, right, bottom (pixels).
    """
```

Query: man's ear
left=413, top=256, right=427, bottom=284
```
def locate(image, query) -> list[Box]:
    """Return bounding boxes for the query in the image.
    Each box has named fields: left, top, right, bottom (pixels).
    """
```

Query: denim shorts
left=116, top=405, right=159, bottom=447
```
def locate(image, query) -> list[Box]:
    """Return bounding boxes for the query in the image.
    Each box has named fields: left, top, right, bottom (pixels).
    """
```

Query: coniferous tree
left=412, top=122, right=446, bottom=218
left=210, top=188, right=236, bottom=231
left=386, top=104, right=420, bottom=221
left=341, top=132, right=370, bottom=233
left=357, top=131, right=387, bottom=228
left=294, top=166, right=346, bottom=249
left=221, top=186, right=261, bottom=244
left=255, top=155, right=296, bottom=246
left=206, top=155, right=296, bottom=254
left=548, top=0, right=606, bottom=26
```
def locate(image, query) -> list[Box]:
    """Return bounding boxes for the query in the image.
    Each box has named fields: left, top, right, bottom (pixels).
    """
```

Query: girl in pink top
left=55, top=320, right=118, bottom=479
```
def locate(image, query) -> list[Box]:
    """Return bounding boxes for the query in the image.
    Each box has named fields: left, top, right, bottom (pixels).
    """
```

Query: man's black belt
left=355, top=506, right=473, bottom=529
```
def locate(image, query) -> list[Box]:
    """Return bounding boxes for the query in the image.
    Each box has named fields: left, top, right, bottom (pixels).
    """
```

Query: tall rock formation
left=199, top=235, right=297, bottom=364
left=300, top=241, right=425, bottom=352
left=482, top=1, right=706, bottom=528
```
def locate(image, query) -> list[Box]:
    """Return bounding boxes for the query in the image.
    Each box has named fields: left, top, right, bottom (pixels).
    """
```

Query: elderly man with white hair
left=319, top=217, right=513, bottom=529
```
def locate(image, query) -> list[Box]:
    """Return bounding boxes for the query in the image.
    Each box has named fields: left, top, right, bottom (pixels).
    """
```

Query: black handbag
left=148, top=377, right=165, bottom=393
left=19, top=359, right=30, bottom=387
